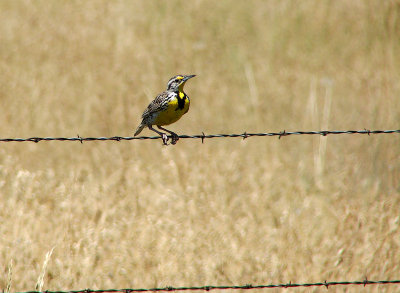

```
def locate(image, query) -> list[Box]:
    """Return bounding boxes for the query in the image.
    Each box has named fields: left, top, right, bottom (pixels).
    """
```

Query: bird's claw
left=170, top=133, right=179, bottom=145
left=161, top=133, right=169, bottom=145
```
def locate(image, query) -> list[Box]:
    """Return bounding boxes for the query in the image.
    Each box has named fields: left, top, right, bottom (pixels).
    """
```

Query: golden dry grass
left=1, top=0, right=400, bottom=292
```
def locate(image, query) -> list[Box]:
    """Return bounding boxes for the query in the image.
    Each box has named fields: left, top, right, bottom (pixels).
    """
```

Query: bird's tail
left=134, top=123, right=145, bottom=136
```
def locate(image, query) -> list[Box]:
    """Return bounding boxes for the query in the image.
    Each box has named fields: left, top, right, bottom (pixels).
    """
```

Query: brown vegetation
left=1, top=1, right=400, bottom=292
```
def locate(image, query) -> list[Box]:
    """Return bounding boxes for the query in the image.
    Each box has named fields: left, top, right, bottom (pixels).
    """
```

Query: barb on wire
left=16, top=279, right=400, bottom=293
left=0, top=129, right=399, bottom=143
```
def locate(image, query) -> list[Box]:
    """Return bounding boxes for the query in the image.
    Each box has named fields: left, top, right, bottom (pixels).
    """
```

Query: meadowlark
left=134, top=74, right=196, bottom=145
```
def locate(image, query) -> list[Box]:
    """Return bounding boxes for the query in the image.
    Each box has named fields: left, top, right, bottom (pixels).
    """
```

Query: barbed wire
left=0, top=129, right=399, bottom=143
left=16, top=278, right=400, bottom=293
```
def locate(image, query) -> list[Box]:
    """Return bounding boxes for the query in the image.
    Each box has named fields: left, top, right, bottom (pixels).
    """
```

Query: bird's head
left=167, top=74, right=196, bottom=91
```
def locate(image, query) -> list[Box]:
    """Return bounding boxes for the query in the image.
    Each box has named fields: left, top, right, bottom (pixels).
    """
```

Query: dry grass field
left=1, top=0, right=400, bottom=292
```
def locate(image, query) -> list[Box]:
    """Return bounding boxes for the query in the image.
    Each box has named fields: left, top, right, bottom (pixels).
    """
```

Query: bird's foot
left=170, top=133, right=179, bottom=145
left=161, top=133, right=169, bottom=145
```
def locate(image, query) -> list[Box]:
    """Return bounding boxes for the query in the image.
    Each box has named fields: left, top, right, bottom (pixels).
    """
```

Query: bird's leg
left=148, top=125, right=169, bottom=145
left=157, top=126, right=179, bottom=145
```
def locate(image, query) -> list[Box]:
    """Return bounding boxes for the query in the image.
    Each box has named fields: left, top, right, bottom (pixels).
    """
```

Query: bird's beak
left=184, top=75, right=196, bottom=81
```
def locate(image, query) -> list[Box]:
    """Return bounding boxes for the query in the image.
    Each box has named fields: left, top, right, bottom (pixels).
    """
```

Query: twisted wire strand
left=0, top=129, right=399, bottom=143
left=16, top=279, right=400, bottom=293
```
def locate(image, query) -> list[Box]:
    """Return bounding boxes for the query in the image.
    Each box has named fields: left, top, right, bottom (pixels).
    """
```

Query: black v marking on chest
left=176, top=92, right=187, bottom=111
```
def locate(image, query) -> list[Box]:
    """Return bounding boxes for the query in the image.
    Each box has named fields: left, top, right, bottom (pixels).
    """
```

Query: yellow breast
left=153, top=93, right=190, bottom=126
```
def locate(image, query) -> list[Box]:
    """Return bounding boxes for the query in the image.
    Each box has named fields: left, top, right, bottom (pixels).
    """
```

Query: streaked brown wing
left=141, top=91, right=175, bottom=119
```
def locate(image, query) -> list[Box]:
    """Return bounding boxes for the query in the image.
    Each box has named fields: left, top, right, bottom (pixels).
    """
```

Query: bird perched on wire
left=134, top=74, right=196, bottom=145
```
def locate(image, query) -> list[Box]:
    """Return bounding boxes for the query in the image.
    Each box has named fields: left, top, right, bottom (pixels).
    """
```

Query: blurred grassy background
left=1, top=0, right=400, bottom=292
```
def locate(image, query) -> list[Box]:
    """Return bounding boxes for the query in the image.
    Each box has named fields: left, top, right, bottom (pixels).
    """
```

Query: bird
left=134, top=74, right=196, bottom=145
